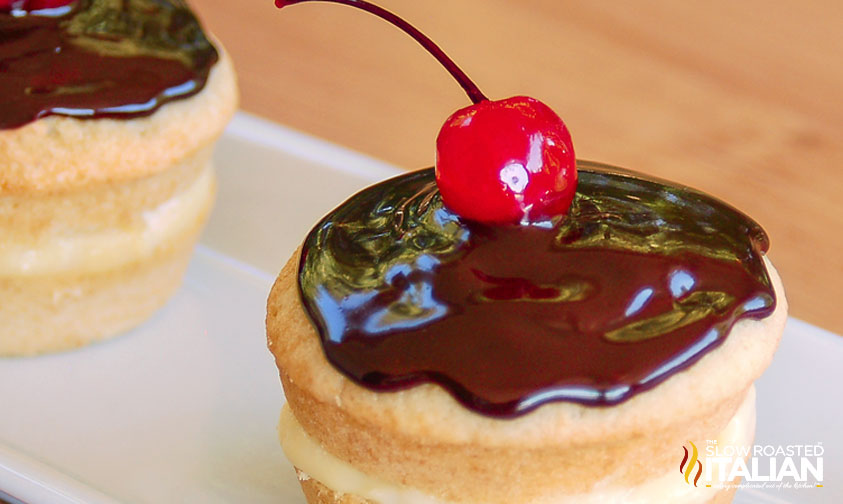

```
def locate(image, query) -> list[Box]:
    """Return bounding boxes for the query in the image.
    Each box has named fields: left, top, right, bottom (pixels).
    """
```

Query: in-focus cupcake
left=0, top=0, right=237, bottom=356
left=267, top=163, right=786, bottom=504
left=265, top=2, right=785, bottom=503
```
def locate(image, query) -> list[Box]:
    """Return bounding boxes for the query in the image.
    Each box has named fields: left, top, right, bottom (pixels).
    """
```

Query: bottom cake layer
left=0, top=167, right=215, bottom=356
left=280, top=387, right=756, bottom=504
left=296, top=476, right=739, bottom=504
left=0, top=236, right=197, bottom=357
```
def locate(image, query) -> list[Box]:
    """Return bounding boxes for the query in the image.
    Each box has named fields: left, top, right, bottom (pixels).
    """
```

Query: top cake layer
left=297, top=161, right=777, bottom=418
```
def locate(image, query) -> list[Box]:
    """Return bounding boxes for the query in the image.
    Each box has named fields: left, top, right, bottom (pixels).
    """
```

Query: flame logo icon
left=680, top=441, right=703, bottom=486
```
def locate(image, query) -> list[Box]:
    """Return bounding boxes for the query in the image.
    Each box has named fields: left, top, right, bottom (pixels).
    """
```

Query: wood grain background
left=193, top=0, right=843, bottom=334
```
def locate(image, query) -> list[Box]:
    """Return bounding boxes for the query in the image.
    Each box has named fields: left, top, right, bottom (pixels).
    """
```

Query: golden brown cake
left=268, top=249, right=785, bottom=504
left=0, top=1, right=237, bottom=356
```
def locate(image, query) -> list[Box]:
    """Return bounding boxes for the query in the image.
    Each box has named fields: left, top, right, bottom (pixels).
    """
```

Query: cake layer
left=281, top=387, right=756, bottom=504
left=0, top=49, right=237, bottom=194
left=0, top=225, right=202, bottom=356
left=0, top=164, right=215, bottom=276
left=298, top=473, right=739, bottom=504
left=267, top=254, right=786, bottom=502
left=269, top=255, right=785, bottom=446
left=0, top=143, right=212, bottom=234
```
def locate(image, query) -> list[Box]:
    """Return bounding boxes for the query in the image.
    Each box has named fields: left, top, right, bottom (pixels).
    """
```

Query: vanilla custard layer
left=0, top=165, right=215, bottom=276
left=280, top=387, right=756, bottom=504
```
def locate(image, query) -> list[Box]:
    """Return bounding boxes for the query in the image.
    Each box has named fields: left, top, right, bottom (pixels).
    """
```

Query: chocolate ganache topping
left=298, top=161, right=776, bottom=418
left=0, top=0, right=218, bottom=129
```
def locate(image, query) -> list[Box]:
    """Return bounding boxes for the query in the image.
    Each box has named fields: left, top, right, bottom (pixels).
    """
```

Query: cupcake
left=0, top=0, right=237, bottom=356
left=266, top=2, right=785, bottom=503
left=267, top=163, right=786, bottom=504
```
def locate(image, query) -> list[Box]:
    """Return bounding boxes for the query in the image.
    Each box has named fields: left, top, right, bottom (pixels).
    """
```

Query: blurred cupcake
left=0, top=0, right=237, bottom=356
left=267, top=164, right=786, bottom=504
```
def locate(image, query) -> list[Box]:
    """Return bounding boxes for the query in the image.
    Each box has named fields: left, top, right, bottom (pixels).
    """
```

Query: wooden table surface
left=193, top=0, right=842, bottom=335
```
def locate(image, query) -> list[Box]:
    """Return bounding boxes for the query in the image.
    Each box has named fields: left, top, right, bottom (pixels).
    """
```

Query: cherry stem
left=276, top=0, right=488, bottom=104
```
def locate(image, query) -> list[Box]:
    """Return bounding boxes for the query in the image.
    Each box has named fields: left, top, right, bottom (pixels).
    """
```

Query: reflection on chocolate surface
left=0, top=0, right=218, bottom=129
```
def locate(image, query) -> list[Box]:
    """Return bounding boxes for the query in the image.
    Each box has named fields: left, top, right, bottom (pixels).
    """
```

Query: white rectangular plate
left=0, top=113, right=839, bottom=504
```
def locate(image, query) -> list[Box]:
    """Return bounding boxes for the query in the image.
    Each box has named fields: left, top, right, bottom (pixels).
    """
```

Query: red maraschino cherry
left=276, top=0, right=577, bottom=224
left=437, top=97, right=575, bottom=223
left=0, top=0, right=73, bottom=11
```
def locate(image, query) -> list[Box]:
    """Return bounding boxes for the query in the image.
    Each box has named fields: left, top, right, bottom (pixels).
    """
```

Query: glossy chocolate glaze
left=298, top=161, right=776, bottom=418
left=0, top=0, right=218, bottom=129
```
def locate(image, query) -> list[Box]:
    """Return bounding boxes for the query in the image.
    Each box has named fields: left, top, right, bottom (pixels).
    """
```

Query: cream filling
left=279, top=386, right=756, bottom=504
left=0, top=166, right=215, bottom=276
